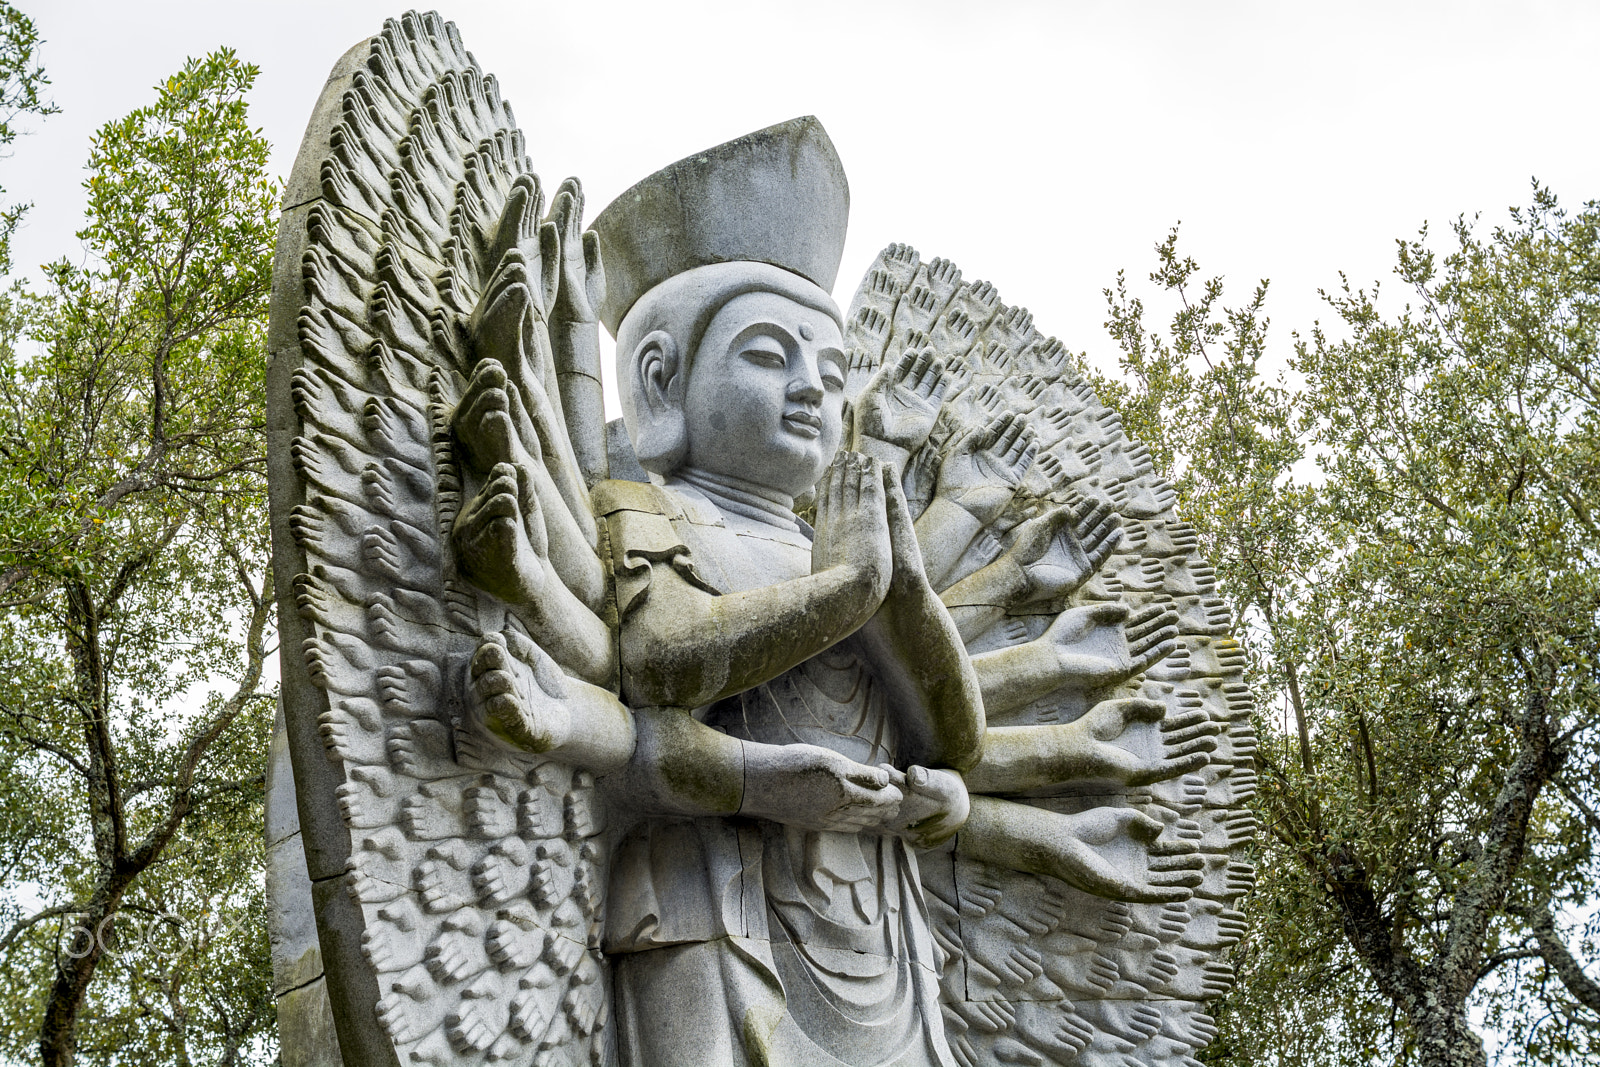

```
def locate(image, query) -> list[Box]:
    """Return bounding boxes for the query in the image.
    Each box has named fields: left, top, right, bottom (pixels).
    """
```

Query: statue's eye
left=739, top=338, right=787, bottom=369
left=821, top=365, right=845, bottom=391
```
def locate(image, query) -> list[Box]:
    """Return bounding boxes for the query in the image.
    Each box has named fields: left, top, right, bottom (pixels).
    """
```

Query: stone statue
left=264, top=12, right=1257, bottom=1067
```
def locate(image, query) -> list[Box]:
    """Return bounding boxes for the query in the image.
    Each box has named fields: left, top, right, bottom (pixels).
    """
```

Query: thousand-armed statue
left=264, top=12, right=1258, bottom=1066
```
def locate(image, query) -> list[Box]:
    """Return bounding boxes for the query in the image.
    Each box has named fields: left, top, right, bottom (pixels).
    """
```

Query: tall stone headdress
left=265, top=10, right=1257, bottom=1067
left=590, top=114, right=849, bottom=335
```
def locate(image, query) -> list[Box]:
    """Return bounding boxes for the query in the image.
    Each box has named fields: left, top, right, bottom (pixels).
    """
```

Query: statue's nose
left=787, top=357, right=824, bottom=404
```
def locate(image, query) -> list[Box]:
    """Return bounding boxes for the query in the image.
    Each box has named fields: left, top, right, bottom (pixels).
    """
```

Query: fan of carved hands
left=841, top=345, right=1220, bottom=903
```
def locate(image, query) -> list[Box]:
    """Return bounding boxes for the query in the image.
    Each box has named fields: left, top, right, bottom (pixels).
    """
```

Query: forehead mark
left=798, top=322, right=815, bottom=341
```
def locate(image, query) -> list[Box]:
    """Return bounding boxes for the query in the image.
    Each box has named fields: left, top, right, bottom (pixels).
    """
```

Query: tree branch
left=0, top=903, right=86, bottom=954
left=1477, top=947, right=1541, bottom=984
left=1530, top=901, right=1600, bottom=1016
left=122, top=565, right=273, bottom=872
left=4, top=730, right=91, bottom=778
left=1552, top=775, right=1600, bottom=838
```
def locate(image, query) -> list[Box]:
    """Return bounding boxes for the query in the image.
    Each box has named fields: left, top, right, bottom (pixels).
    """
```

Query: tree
left=1089, top=190, right=1600, bottom=1066
left=0, top=48, right=282, bottom=1066
left=0, top=0, right=57, bottom=276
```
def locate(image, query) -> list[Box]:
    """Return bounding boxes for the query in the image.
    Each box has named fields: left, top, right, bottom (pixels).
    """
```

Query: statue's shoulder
left=591, top=478, right=688, bottom=521
left=593, top=479, right=726, bottom=607
left=592, top=480, right=686, bottom=569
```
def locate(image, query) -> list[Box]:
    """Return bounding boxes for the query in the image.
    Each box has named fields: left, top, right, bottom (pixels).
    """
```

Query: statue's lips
left=782, top=410, right=823, bottom=439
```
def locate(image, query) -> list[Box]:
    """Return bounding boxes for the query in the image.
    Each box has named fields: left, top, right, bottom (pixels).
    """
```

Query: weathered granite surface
left=264, top=10, right=1256, bottom=1066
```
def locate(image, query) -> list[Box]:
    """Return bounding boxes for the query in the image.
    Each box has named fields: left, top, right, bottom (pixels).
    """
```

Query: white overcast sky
left=8, top=0, right=1600, bottom=377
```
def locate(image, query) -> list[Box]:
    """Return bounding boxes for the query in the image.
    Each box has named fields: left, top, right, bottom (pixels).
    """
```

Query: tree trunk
left=37, top=563, right=271, bottom=1064
left=1414, top=1005, right=1489, bottom=1067
left=38, top=888, right=127, bottom=1067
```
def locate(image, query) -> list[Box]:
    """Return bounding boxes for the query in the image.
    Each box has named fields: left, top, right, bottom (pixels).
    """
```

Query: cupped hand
left=740, top=743, right=905, bottom=833
left=935, top=411, right=1037, bottom=524
left=887, top=765, right=969, bottom=848
left=1044, top=601, right=1178, bottom=691
left=454, top=357, right=545, bottom=474
left=1019, top=803, right=1200, bottom=904
left=1007, top=496, right=1122, bottom=603
left=469, top=248, right=545, bottom=386
left=470, top=629, right=573, bottom=753
left=454, top=462, right=550, bottom=605
left=1067, top=697, right=1219, bottom=786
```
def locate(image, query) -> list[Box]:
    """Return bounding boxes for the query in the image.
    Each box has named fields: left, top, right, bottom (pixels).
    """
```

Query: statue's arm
left=618, top=454, right=896, bottom=709
left=939, top=498, right=1121, bottom=642
left=609, top=706, right=905, bottom=830
left=620, top=558, right=883, bottom=709
left=912, top=497, right=987, bottom=591
left=939, top=553, right=1030, bottom=643
left=910, top=413, right=1036, bottom=589
left=858, top=468, right=986, bottom=773
left=606, top=705, right=744, bottom=816
left=956, top=795, right=1200, bottom=903
left=962, top=697, right=1219, bottom=795
left=970, top=600, right=1179, bottom=718
left=453, top=462, right=616, bottom=687
left=545, top=180, right=609, bottom=487
left=969, top=638, right=1069, bottom=717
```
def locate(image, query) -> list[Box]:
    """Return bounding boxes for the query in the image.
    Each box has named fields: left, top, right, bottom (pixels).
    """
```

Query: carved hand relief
left=265, top=10, right=1255, bottom=1067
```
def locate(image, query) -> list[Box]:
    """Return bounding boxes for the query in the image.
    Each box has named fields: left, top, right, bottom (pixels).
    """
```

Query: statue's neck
left=673, top=467, right=799, bottom=531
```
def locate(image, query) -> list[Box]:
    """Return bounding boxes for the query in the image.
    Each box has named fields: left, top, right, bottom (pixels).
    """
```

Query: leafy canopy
left=0, top=46, right=282, bottom=1067
left=1091, top=188, right=1600, bottom=1066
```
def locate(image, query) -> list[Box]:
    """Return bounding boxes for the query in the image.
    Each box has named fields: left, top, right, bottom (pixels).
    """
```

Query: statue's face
left=681, top=291, right=846, bottom=497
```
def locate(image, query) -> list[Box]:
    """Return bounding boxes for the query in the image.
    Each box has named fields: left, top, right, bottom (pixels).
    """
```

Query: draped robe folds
left=597, top=478, right=956, bottom=1067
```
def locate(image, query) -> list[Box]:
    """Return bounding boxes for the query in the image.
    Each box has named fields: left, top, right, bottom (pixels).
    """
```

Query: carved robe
left=596, top=479, right=955, bottom=1067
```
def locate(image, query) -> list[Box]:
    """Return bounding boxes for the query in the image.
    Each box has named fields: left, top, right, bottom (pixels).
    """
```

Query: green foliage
left=0, top=48, right=280, bottom=1066
left=0, top=0, right=55, bottom=277
left=1090, top=192, right=1600, bottom=1065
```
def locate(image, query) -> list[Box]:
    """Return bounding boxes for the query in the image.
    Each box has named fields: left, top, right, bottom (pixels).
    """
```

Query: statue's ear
left=629, top=330, right=687, bottom=474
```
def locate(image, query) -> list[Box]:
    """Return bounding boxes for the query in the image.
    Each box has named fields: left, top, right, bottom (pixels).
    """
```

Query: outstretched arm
left=962, top=697, right=1219, bottom=794
left=972, top=601, right=1177, bottom=716
left=857, top=463, right=987, bottom=772
left=941, top=498, right=1121, bottom=642
left=621, top=455, right=892, bottom=709
left=958, top=796, right=1203, bottom=903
